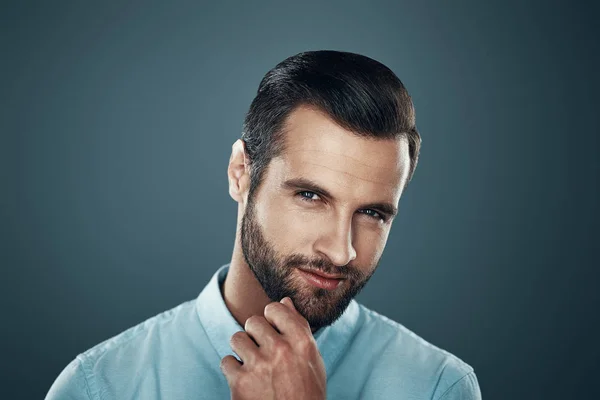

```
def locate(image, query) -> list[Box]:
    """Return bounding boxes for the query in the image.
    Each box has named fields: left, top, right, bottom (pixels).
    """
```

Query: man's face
left=240, top=106, right=410, bottom=332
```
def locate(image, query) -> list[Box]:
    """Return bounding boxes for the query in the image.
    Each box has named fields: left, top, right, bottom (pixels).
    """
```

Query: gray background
left=2, top=0, right=598, bottom=399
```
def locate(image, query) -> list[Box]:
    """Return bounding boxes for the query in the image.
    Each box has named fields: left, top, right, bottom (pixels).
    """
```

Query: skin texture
left=220, top=297, right=327, bottom=400
left=221, top=105, right=410, bottom=399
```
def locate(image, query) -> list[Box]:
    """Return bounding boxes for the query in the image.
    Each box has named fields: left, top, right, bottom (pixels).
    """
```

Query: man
left=46, top=50, right=481, bottom=399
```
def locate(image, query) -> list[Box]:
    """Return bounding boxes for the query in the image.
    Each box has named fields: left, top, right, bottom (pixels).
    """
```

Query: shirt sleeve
left=45, top=357, right=93, bottom=400
left=436, top=371, right=482, bottom=400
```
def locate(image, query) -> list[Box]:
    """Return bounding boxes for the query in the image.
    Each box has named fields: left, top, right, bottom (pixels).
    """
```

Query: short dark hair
left=241, top=50, right=422, bottom=199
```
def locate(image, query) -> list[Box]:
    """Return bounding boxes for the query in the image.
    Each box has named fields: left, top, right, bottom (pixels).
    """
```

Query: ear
left=227, top=139, right=251, bottom=204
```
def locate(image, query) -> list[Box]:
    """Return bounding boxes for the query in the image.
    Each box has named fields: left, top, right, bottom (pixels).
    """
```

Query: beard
left=240, top=194, right=378, bottom=332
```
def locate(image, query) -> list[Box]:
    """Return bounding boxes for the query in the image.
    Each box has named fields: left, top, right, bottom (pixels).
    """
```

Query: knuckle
left=297, top=336, right=315, bottom=354
left=220, top=355, right=232, bottom=371
left=230, top=331, right=245, bottom=346
left=272, top=339, right=292, bottom=355
left=236, top=330, right=248, bottom=339
left=299, top=317, right=311, bottom=330
left=244, top=315, right=261, bottom=330
left=254, top=361, right=271, bottom=377
left=263, top=302, right=280, bottom=315
left=229, top=375, right=243, bottom=390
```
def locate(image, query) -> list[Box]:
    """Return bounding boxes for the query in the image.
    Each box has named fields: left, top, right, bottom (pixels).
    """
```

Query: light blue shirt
left=46, top=263, right=481, bottom=399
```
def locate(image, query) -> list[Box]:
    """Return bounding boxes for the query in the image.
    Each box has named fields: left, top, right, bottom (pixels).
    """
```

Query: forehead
left=270, top=106, right=410, bottom=201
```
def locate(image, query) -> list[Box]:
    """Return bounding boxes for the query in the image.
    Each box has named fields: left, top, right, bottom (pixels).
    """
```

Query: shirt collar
left=195, top=263, right=363, bottom=376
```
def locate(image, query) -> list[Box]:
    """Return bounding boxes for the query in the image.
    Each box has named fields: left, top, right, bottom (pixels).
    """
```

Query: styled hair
left=241, top=50, right=422, bottom=198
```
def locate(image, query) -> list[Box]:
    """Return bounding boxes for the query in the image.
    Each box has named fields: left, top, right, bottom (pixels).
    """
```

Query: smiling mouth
left=296, top=268, right=344, bottom=290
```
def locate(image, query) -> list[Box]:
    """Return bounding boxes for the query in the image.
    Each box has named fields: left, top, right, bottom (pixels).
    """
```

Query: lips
left=299, top=268, right=344, bottom=280
left=297, top=268, right=344, bottom=290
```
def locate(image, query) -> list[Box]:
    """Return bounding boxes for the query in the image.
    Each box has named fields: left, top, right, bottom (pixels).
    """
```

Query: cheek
left=353, top=230, right=387, bottom=266
left=257, top=196, right=316, bottom=249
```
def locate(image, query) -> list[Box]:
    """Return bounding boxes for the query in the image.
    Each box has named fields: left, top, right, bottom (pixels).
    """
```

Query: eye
left=359, top=209, right=387, bottom=222
left=297, top=191, right=387, bottom=222
left=298, top=191, right=321, bottom=202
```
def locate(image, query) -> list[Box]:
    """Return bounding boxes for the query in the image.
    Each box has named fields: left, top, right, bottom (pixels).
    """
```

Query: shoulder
left=46, top=298, right=199, bottom=400
left=354, top=303, right=481, bottom=399
left=45, top=357, right=92, bottom=400
left=81, top=298, right=197, bottom=362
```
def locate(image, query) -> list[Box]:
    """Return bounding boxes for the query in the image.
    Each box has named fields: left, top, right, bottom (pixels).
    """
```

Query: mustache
left=284, top=254, right=363, bottom=280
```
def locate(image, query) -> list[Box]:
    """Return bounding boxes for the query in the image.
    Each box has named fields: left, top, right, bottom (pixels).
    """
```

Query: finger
left=264, top=300, right=310, bottom=338
left=244, top=315, right=280, bottom=348
left=230, top=330, right=259, bottom=364
left=280, top=297, right=296, bottom=311
left=220, top=355, right=242, bottom=383
left=280, top=297, right=302, bottom=320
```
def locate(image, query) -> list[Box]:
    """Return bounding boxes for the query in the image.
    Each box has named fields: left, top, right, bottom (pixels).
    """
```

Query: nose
left=313, top=216, right=357, bottom=267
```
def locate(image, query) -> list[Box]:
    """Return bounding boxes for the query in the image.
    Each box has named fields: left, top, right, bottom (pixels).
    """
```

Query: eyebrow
left=281, top=177, right=398, bottom=218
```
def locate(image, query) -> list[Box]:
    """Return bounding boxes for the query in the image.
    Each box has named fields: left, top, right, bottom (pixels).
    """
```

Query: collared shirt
left=46, top=263, right=481, bottom=399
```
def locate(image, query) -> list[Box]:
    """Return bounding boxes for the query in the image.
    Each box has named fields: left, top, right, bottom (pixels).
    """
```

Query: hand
left=220, top=297, right=327, bottom=400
